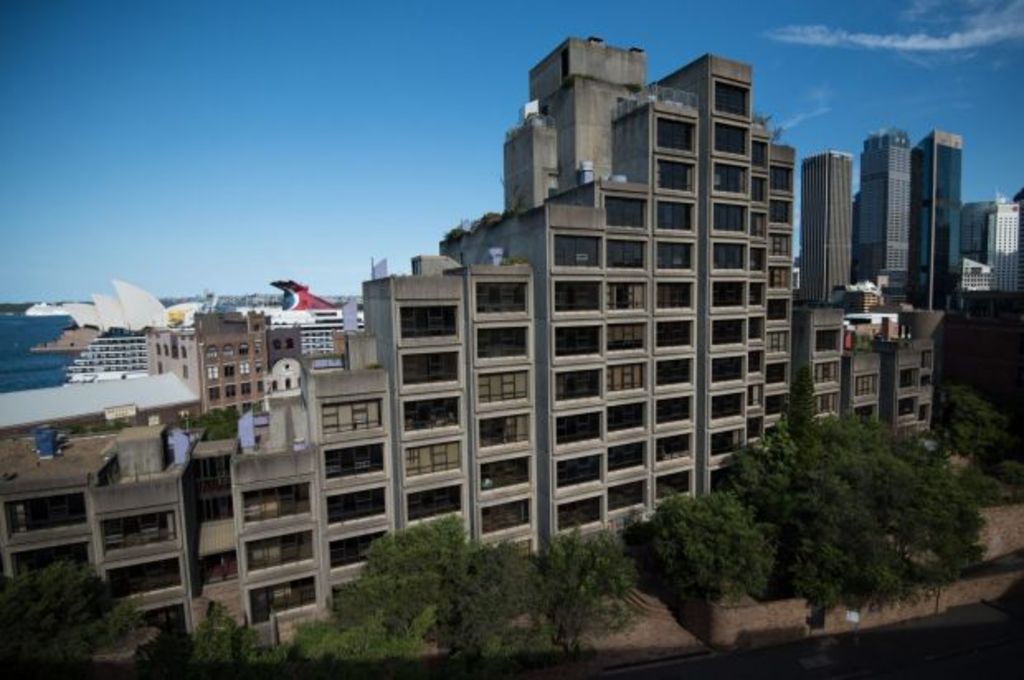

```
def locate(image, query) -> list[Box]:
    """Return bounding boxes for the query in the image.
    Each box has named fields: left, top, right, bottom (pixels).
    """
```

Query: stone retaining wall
left=979, top=504, right=1024, bottom=560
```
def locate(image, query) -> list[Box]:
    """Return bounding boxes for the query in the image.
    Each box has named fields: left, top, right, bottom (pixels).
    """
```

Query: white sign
left=104, top=404, right=137, bottom=421
left=845, top=609, right=860, bottom=624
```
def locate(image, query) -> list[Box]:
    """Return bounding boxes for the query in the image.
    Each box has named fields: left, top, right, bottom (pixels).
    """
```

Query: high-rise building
left=798, top=151, right=853, bottom=302
left=961, top=200, right=994, bottom=264
left=1016, top=187, right=1024, bottom=291
left=851, top=191, right=861, bottom=281
left=989, top=201, right=1020, bottom=291
left=857, top=129, right=911, bottom=295
left=909, top=130, right=963, bottom=310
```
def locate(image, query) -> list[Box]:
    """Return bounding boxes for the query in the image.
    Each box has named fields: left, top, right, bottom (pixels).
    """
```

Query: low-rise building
left=840, top=347, right=880, bottom=419
left=791, top=307, right=843, bottom=417
left=874, top=337, right=934, bottom=436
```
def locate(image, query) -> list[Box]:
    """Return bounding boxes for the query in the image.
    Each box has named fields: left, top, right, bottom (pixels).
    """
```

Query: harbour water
left=0, top=315, right=75, bottom=393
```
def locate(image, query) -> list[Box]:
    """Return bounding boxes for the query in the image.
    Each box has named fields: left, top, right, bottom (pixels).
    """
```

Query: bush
left=958, top=465, right=1003, bottom=507
left=995, top=460, right=1024, bottom=489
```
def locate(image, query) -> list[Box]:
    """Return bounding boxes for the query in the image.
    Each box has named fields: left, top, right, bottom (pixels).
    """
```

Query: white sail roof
left=92, top=293, right=127, bottom=331
left=62, top=303, right=101, bottom=329
left=113, top=279, right=166, bottom=329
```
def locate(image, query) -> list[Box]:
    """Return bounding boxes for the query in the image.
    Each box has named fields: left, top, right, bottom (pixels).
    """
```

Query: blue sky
left=1, top=0, right=1022, bottom=301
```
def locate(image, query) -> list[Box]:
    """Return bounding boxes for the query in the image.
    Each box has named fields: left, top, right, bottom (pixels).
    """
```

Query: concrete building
left=960, top=257, right=993, bottom=292
left=945, top=292, right=1024, bottom=402
left=989, top=201, right=1020, bottom=292
left=791, top=307, right=843, bottom=417
left=874, top=336, right=934, bottom=436
left=840, top=347, right=880, bottom=419
left=799, top=151, right=853, bottom=302
left=910, top=130, right=963, bottom=310
left=858, top=129, right=912, bottom=297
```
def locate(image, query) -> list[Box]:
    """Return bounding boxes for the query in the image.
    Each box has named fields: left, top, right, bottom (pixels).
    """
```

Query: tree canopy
left=938, top=384, right=1017, bottom=465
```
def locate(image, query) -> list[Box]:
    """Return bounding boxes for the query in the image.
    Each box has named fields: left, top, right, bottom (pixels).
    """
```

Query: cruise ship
left=24, top=302, right=71, bottom=317
left=243, top=281, right=363, bottom=355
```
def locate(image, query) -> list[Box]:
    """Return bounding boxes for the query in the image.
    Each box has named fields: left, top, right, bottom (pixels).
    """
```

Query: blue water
left=0, top=315, right=75, bottom=393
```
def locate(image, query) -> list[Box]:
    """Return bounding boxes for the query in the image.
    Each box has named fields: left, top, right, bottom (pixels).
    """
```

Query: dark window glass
left=407, top=485, right=461, bottom=520
left=12, top=542, right=88, bottom=575
left=712, top=393, right=744, bottom=419
left=656, top=397, right=690, bottom=424
left=477, top=327, right=527, bottom=359
left=657, top=471, right=691, bottom=498
left=657, top=201, right=692, bottom=230
left=605, top=197, right=646, bottom=228
left=711, top=429, right=742, bottom=455
left=749, top=283, right=765, bottom=306
left=770, top=200, right=791, bottom=223
left=556, top=369, right=601, bottom=400
left=102, top=512, right=176, bottom=552
left=480, top=457, right=530, bottom=490
left=478, top=371, right=529, bottom=403
left=404, top=397, right=459, bottom=431
left=656, top=282, right=691, bottom=309
left=656, top=359, right=690, bottom=386
left=479, top=414, right=530, bottom=447
left=656, top=320, right=691, bottom=347
left=748, top=350, right=763, bottom=373
left=766, top=362, right=787, bottom=384
left=751, top=177, right=766, bottom=202
left=403, top=352, right=458, bottom=385
left=607, top=240, right=645, bottom=268
left=715, top=82, right=748, bottom=116
left=770, top=166, right=792, bottom=191
left=751, top=248, right=766, bottom=271
left=657, top=160, right=693, bottom=191
left=249, top=576, right=315, bottom=623
left=607, top=402, right=645, bottom=431
left=656, top=435, right=690, bottom=462
left=713, top=243, right=746, bottom=269
left=657, top=118, right=694, bottom=151
left=242, top=484, right=311, bottom=522
left=247, top=531, right=314, bottom=570
left=5, top=493, right=86, bottom=534
left=712, top=319, right=744, bottom=345
left=558, top=496, right=601, bottom=529
left=714, top=123, right=747, bottom=154
left=476, top=283, right=527, bottom=313
left=713, top=204, right=746, bottom=231
left=767, top=299, right=789, bottom=321
left=555, top=326, right=600, bottom=356
left=108, top=558, right=181, bottom=598
left=607, top=323, right=645, bottom=352
left=330, top=532, right=384, bottom=568
left=815, top=330, right=840, bottom=352
left=608, top=441, right=644, bottom=471
left=607, top=282, right=645, bottom=310
left=555, top=281, right=600, bottom=312
left=554, top=235, right=601, bottom=267
left=327, top=489, right=386, bottom=523
left=482, top=499, right=530, bottom=533
left=752, top=141, right=768, bottom=167
left=766, top=393, right=787, bottom=414
left=400, top=306, right=456, bottom=338
left=405, top=441, right=460, bottom=476
left=750, top=212, right=767, bottom=237
left=712, top=356, right=744, bottom=382
left=657, top=242, right=692, bottom=269
left=557, top=455, right=601, bottom=487
left=713, top=282, right=745, bottom=307
left=748, top=316, right=764, bottom=340
left=555, top=412, right=601, bottom=444
left=608, top=481, right=645, bottom=510
left=325, top=443, right=384, bottom=478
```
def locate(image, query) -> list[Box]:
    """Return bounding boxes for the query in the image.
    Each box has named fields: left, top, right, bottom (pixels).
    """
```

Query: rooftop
left=193, top=438, right=239, bottom=459
left=0, top=434, right=116, bottom=487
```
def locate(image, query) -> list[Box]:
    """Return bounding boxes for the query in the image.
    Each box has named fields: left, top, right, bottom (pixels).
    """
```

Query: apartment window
left=555, top=281, right=600, bottom=311
left=476, top=282, right=527, bottom=314
left=479, top=414, right=530, bottom=447
left=407, top=485, right=461, bottom=521
left=656, top=241, right=692, bottom=269
left=770, top=199, right=791, bottom=223
left=656, top=358, right=691, bottom=386
left=855, top=405, right=876, bottom=419
left=206, top=365, right=219, bottom=381
left=243, top=484, right=310, bottom=523
left=102, top=511, right=175, bottom=552
left=249, top=576, right=315, bottom=623
left=656, top=435, right=690, bottom=462
left=656, top=118, right=694, bottom=151
left=330, top=532, right=384, bottom=568
left=554, top=235, right=601, bottom=267
left=222, top=344, right=234, bottom=358
left=855, top=374, right=878, bottom=396
left=815, top=330, right=840, bottom=352
left=712, top=319, right=745, bottom=345
left=766, top=394, right=787, bottom=414
left=478, top=371, right=529, bottom=403
left=714, top=82, right=748, bottom=116
left=747, top=416, right=763, bottom=438
left=556, top=369, right=601, bottom=401
left=750, top=212, right=767, bottom=238
left=748, top=350, right=763, bottom=373
left=607, top=323, right=645, bottom=352
left=482, top=499, right=530, bottom=533
left=241, top=382, right=252, bottom=396
left=607, top=282, right=645, bottom=310
left=657, top=160, right=693, bottom=191
left=751, top=249, right=767, bottom=272
left=713, top=204, right=746, bottom=232
left=749, top=317, right=764, bottom=340
left=239, top=361, right=250, bottom=376
left=405, top=441, right=460, bottom=476
left=5, top=493, right=86, bottom=534
left=480, top=457, right=530, bottom=490
left=657, top=201, right=693, bottom=231
left=555, top=325, right=600, bottom=356
left=767, top=299, right=789, bottom=321
left=766, top=362, right=787, bottom=384
left=770, top=234, right=791, bottom=257
left=657, top=471, right=691, bottom=499
left=12, top=543, right=88, bottom=575
left=403, top=352, right=458, bottom=385
left=656, top=397, right=690, bottom=424
left=327, top=489, right=386, bottom=523
left=767, top=331, right=789, bottom=352
left=748, top=384, right=763, bottom=407
left=324, top=443, right=384, bottom=479
left=401, top=306, right=457, bottom=338
left=751, top=176, right=766, bottom=202
left=656, top=282, right=691, bottom=309
left=749, top=282, right=765, bottom=306
left=608, top=481, right=645, bottom=511
left=656, top=320, right=691, bottom=348
left=557, top=455, right=601, bottom=487
left=404, top=397, right=459, bottom=431
left=712, top=356, right=744, bottom=382
left=558, top=497, right=601, bottom=529
left=223, top=364, right=235, bottom=379
left=921, top=351, right=933, bottom=369
left=608, top=442, right=644, bottom=471
left=714, top=163, right=746, bottom=193
left=607, top=363, right=645, bottom=392
left=712, top=393, right=744, bottom=419
left=322, top=399, right=382, bottom=434
left=246, top=531, right=313, bottom=571
left=769, top=267, right=790, bottom=289
left=713, top=243, right=746, bottom=269
left=713, top=281, right=745, bottom=307
left=205, top=345, right=218, bottom=360
left=225, top=384, right=236, bottom=399
left=770, top=165, right=792, bottom=192
left=478, top=327, right=527, bottom=359
left=751, top=141, right=768, bottom=167
left=605, top=197, right=646, bottom=228
left=607, top=402, right=645, bottom=432
left=815, top=393, right=839, bottom=415
left=108, top=558, right=180, bottom=598
left=556, top=412, right=601, bottom=444
left=898, top=397, right=916, bottom=416
left=710, top=429, right=742, bottom=455
left=607, top=239, right=645, bottom=268
left=899, top=369, right=917, bottom=388
left=714, top=123, right=747, bottom=155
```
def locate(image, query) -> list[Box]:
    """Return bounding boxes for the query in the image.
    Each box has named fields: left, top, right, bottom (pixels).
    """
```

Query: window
left=656, top=435, right=690, bottom=462
left=222, top=344, right=234, bottom=358
left=238, top=342, right=248, bottom=356
left=556, top=369, right=601, bottom=400
left=608, top=442, right=644, bottom=471
left=324, top=443, right=384, bottom=478
left=898, top=397, right=916, bottom=416
left=607, top=282, right=645, bottom=310
left=407, top=485, right=461, bottom=520
left=555, top=326, right=600, bottom=356
left=770, top=234, right=791, bottom=256
left=558, top=497, right=601, bottom=529
left=478, top=371, right=529, bottom=403
left=206, top=346, right=218, bottom=360
left=6, top=493, right=86, bottom=534
left=607, top=240, right=645, bottom=268
left=749, top=283, right=765, bottom=306
left=656, top=320, right=691, bottom=347
left=657, top=282, right=691, bottom=309
left=327, top=489, right=386, bottom=523
left=921, top=351, right=933, bottom=369
left=714, top=123, right=747, bottom=154
left=750, top=212, right=767, bottom=238
left=225, top=384, right=236, bottom=399
left=480, top=457, right=530, bottom=490
left=404, top=397, right=459, bottom=431
left=322, top=399, right=382, bottom=434
left=656, top=241, right=692, bottom=269
left=605, top=197, right=646, bottom=228
left=767, top=299, right=789, bottom=321
left=557, top=455, right=601, bottom=487
left=477, top=327, right=527, bottom=359
left=401, top=306, right=458, bottom=338
left=751, top=141, right=768, bottom=167
left=102, top=512, right=175, bottom=552
left=554, top=235, right=601, bottom=267
left=713, top=243, right=746, bottom=269
left=246, top=531, right=314, bottom=571
left=713, top=282, right=745, bottom=307
left=657, top=118, right=694, bottom=151
left=748, top=350, right=763, bottom=373
left=713, top=204, right=746, bottom=232
left=712, top=319, right=744, bottom=345
left=714, top=163, right=746, bottom=193
left=748, top=384, right=763, bottom=407
left=770, top=200, right=791, bottom=223
left=899, top=368, right=917, bottom=388
left=479, top=414, right=530, bottom=447
left=748, top=317, right=764, bottom=340
left=769, top=267, right=789, bottom=288
left=855, top=374, right=877, bottom=396
left=108, top=558, right=180, bottom=598
left=555, top=281, right=600, bottom=311
left=712, top=356, right=744, bottom=382
left=770, top=165, right=792, bottom=192
left=751, top=176, right=766, bottom=202
left=482, top=500, right=530, bottom=533
left=206, top=365, right=219, bottom=381
left=556, top=412, right=601, bottom=444
left=239, top=361, right=250, bottom=375
left=815, top=393, right=838, bottom=414
left=656, top=397, right=690, bottom=424
left=607, top=402, right=645, bottom=431
left=766, top=362, right=787, bottom=384
left=403, top=352, right=458, bottom=384
left=241, top=382, right=251, bottom=396
left=714, top=82, right=748, bottom=116
left=657, top=201, right=692, bottom=230
left=405, top=441, right=460, bottom=476
left=250, top=576, right=315, bottom=623
left=12, top=542, right=89, bottom=575
left=476, top=282, right=527, bottom=313
left=607, top=363, right=645, bottom=392
left=657, top=160, right=693, bottom=191
left=815, top=330, right=840, bottom=352
left=242, top=484, right=310, bottom=522
left=712, top=393, right=744, bottom=419
left=767, top=331, right=789, bottom=352
left=766, top=393, right=787, bottom=414
left=657, top=471, right=690, bottom=499
left=607, top=323, right=645, bottom=352
left=656, top=359, right=690, bottom=386
left=330, top=532, right=384, bottom=568
left=710, top=429, right=742, bottom=455
left=608, top=481, right=645, bottom=510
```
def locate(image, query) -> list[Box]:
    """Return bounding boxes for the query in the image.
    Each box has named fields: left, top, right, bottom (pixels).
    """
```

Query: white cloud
left=780, top=106, right=832, bottom=130
left=780, top=84, right=833, bottom=130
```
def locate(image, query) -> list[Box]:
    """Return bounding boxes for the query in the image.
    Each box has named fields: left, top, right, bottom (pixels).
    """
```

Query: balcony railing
left=614, top=85, right=698, bottom=120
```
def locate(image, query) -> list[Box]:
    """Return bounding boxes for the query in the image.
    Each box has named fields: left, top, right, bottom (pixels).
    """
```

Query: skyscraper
left=798, top=151, right=853, bottom=302
left=961, top=200, right=994, bottom=264
left=989, top=201, right=1020, bottom=292
left=909, top=130, right=963, bottom=310
left=857, top=129, right=911, bottom=294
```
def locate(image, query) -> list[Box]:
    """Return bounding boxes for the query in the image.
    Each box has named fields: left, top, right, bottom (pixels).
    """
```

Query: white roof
left=0, top=374, right=198, bottom=430
left=113, top=279, right=166, bottom=329
left=92, top=293, right=128, bottom=331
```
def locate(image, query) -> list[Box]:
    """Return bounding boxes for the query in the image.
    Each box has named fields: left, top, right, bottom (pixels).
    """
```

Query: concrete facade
left=791, top=307, right=844, bottom=417
left=857, top=129, right=911, bottom=295
left=874, top=337, right=934, bottom=436
left=840, top=349, right=880, bottom=418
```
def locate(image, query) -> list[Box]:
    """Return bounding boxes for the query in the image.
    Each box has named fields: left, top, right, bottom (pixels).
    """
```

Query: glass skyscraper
left=910, top=130, right=962, bottom=310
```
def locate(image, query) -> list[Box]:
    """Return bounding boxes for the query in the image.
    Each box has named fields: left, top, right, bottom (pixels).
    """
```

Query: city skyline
left=2, top=0, right=1023, bottom=301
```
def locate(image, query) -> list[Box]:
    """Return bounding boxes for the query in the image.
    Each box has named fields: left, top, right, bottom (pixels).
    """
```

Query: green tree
left=786, top=365, right=816, bottom=445
left=939, top=384, right=1016, bottom=465
left=534, top=531, right=636, bottom=657
left=193, top=408, right=240, bottom=440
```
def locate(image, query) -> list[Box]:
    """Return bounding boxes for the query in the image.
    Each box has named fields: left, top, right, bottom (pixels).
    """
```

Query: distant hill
left=0, top=303, right=33, bottom=314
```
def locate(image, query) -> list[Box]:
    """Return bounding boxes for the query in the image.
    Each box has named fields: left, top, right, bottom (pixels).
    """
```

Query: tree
left=193, top=408, right=240, bottom=440
left=939, top=384, right=1016, bottom=465
left=534, top=531, right=636, bottom=657
left=786, top=365, right=816, bottom=445
left=649, top=493, right=773, bottom=602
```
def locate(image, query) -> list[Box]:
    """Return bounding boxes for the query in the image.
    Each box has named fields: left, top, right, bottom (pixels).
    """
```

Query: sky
left=1, top=0, right=1022, bottom=301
